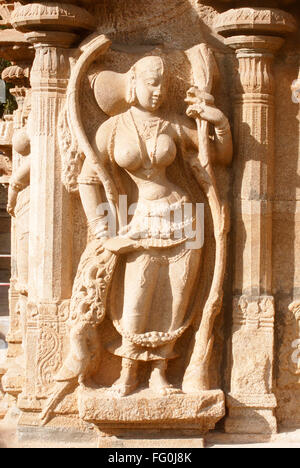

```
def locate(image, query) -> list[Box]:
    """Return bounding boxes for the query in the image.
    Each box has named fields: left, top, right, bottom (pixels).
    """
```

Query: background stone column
left=9, top=2, right=95, bottom=414
left=215, top=8, right=296, bottom=434
left=0, top=18, right=33, bottom=415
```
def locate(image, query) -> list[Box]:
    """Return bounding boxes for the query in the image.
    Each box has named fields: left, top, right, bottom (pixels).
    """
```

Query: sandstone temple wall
left=0, top=0, right=299, bottom=446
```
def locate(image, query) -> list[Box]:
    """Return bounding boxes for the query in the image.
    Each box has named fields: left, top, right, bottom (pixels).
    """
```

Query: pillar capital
left=25, top=30, right=77, bottom=49
left=214, top=8, right=297, bottom=99
left=224, top=35, right=285, bottom=57
left=215, top=8, right=296, bottom=101
left=10, top=1, right=95, bottom=47
left=214, top=7, right=297, bottom=40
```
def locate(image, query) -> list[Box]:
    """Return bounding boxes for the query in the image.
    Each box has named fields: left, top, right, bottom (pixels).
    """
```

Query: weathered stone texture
left=0, top=0, right=299, bottom=446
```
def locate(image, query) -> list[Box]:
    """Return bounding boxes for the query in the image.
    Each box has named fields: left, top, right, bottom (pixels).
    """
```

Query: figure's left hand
left=185, top=86, right=228, bottom=128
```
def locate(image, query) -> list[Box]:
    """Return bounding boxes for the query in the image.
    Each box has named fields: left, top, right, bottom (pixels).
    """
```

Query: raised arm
left=179, top=87, right=233, bottom=166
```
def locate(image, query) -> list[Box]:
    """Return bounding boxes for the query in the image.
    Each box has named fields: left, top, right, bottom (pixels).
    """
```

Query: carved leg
left=121, top=252, right=160, bottom=334
left=108, top=358, right=139, bottom=397
left=149, top=360, right=182, bottom=396
left=168, top=249, right=201, bottom=331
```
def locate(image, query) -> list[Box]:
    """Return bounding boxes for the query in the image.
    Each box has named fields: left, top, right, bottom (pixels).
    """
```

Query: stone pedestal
left=79, top=387, right=225, bottom=434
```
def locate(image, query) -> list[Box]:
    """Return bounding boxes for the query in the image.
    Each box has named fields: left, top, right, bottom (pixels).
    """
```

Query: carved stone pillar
left=215, top=8, right=296, bottom=434
left=9, top=2, right=95, bottom=414
left=0, top=16, right=33, bottom=414
left=0, top=114, right=13, bottom=418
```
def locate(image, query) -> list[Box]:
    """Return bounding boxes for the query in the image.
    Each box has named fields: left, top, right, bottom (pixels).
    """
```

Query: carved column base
left=225, top=395, right=277, bottom=434
left=225, top=295, right=277, bottom=434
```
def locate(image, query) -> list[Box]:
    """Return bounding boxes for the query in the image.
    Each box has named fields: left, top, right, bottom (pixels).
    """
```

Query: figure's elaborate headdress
left=93, top=54, right=166, bottom=116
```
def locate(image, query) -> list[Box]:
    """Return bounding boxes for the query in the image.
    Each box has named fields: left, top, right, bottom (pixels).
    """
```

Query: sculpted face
left=134, top=56, right=166, bottom=112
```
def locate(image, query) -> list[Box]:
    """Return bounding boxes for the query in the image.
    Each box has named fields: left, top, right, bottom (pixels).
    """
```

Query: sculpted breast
left=114, top=139, right=141, bottom=171
left=153, top=134, right=176, bottom=167
left=114, top=132, right=177, bottom=172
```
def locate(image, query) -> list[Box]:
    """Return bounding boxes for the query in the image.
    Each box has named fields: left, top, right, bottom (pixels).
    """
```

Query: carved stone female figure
left=79, top=55, right=232, bottom=394
left=41, top=46, right=232, bottom=423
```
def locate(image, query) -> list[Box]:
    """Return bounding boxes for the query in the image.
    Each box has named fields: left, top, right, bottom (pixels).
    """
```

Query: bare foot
left=107, top=380, right=138, bottom=398
left=158, top=385, right=183, bottom=397
left=149, top=364, right=182, bottom=396
left=106, top=358, right=139, bottom=398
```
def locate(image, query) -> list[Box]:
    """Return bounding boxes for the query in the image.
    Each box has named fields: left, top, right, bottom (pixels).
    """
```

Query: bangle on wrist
left=10, top=181, right=26, bottom=192
left=215, top=119, right=230, bottom=136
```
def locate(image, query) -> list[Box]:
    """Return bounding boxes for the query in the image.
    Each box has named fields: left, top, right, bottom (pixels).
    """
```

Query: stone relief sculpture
left=40, top=35, right=232, bottom=424
left=6, top=93, right=31, bottom=219
left=4, top=91, right=31, bottom=362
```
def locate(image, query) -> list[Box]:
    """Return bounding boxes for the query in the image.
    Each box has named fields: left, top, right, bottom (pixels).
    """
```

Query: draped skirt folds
left=108, top=243, right=202, bottom=361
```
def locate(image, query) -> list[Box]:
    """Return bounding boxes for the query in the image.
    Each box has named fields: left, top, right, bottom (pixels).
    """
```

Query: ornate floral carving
left=233, top=295, right=275, bottom=330
left=37, top=323, right=61, bottom=392
left=32, top=301, right=70, bottom=395
left=69, top=240, right=117, bottom=327
left=58, top=103, right=83, bottom=193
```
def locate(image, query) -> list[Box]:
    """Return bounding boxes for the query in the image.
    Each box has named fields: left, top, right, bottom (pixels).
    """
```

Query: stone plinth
left=79, top=387, right=225, bottom=434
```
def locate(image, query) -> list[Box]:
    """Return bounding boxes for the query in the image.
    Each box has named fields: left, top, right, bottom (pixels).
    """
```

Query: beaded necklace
left=129, top=109, right=162, bottom=167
